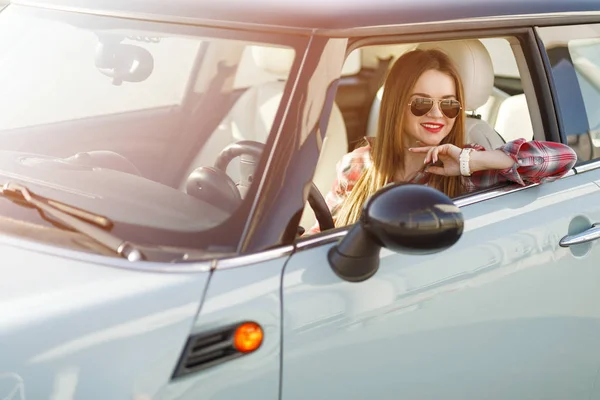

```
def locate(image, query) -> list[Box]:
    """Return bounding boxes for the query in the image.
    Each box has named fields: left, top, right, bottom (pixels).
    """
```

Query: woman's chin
left=417, top=131, right=450, bottom=146
left=418, top=137, right=443, bottom=147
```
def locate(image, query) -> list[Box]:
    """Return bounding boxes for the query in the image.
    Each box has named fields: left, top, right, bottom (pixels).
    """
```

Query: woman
left=308, top=48, right=577, bottom=234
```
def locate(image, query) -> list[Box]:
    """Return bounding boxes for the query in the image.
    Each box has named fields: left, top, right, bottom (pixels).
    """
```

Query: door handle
left=559, top=223, right=600, bottom=247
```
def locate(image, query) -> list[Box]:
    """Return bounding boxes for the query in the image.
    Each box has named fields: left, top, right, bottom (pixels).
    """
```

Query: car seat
left=225, top=45, right=354, bottom=229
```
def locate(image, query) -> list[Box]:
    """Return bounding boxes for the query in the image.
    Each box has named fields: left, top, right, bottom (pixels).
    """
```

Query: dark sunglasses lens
left=440, top=100, right=461, bottom=118
left=410, top=98, right=433, bottom=116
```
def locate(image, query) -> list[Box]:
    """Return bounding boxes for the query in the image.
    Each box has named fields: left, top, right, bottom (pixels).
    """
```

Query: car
left=0, top=0, right=599, bottom=398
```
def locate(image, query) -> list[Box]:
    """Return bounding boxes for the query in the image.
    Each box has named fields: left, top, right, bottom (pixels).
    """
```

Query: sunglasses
left=408, top=97, right=462, bottom=119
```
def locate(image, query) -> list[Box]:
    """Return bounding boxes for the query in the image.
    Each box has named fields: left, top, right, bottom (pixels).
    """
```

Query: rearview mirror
left=95, top=35, right=154, bottom=85
left=328, top=183, right=464, bottom=282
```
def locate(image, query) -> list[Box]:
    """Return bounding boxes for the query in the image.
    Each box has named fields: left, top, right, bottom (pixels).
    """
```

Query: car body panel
left=0, top=236, right=210, bottom=399
left=158, top=258, right=287, bottom=400
left=282, top=170, right=600, bottom=399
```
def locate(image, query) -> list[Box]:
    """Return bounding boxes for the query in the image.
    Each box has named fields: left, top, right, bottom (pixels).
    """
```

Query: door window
left=301, top=36, right=543, bottom=234
left=537, top=24, right=600, bottom=162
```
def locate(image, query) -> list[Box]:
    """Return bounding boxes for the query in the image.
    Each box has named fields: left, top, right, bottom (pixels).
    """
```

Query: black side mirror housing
left=328, top=183, right=464, bottom=282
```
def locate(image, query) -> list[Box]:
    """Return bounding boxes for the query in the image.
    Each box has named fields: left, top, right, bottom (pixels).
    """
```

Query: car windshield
left=0, top=4, right=305, bottom=250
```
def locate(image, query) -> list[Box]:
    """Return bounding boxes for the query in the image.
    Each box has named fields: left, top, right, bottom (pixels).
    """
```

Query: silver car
left=0, top=0, right=599, bottom=399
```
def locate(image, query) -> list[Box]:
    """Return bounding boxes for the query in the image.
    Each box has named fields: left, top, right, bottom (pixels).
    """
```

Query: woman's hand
left=409, top=143, right=463, bottom=176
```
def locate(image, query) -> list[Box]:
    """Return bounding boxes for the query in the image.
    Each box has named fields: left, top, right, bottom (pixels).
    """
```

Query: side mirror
left=328, top=183, right=464, bottom=282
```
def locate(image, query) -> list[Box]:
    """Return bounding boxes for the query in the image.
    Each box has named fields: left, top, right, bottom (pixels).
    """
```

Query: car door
left=281, top=31, right=600, bottom=400
left=282, top=171, right=600, bottom=400
left=536, top=21, right=600, bottom=399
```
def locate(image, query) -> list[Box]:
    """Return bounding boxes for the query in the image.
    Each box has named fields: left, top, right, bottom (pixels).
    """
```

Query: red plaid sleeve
left=462, top=139, right=577, bottom=193
left=306, top=144, right=372, bottom=234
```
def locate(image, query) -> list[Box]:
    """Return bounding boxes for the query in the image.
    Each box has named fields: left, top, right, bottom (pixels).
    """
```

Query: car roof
left=13, top=0, right=600, bottom=31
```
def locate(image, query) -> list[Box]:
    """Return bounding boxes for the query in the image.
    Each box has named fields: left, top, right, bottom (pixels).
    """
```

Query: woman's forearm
left=469, top=149, right=515, bottom=173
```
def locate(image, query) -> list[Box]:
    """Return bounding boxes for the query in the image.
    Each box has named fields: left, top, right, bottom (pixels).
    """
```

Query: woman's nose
left=427, top=101, right=444, bottom=118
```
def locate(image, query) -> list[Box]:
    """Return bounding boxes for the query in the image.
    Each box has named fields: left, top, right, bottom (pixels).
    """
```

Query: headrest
left=341, top=49, right=361, bottom=76
left=417, top=40, right=494, bottom=110
left=251, top=45, right=296, bottom=79
left=251, top=45, right=362, bottom=79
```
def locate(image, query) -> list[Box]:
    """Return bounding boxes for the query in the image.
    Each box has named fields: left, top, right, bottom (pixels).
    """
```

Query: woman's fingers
left=411, top=144, right=460, bottom=163
left=416, top=146, right=431, bottom=162
left=434, top=144, right=453, bottom=157
left=438, top=144, right=462, bottom=159
left=409, top=146, right=432, bottom=153
left=411, top=144, right=450, bottom=153
left=426, top=147, right=436, bottom=164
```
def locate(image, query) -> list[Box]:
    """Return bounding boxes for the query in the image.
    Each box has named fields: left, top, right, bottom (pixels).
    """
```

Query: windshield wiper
left=0, top=182, right=145, bottom=261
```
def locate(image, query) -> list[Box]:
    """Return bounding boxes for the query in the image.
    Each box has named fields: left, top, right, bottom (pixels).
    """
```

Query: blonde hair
left=335, top=49, right=466, bottom=227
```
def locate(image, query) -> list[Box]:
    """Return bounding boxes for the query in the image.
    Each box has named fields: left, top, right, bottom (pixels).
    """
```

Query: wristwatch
left=459, top=148, right=474, bottom=176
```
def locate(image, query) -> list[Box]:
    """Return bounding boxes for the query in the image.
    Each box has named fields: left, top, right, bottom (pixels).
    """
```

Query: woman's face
left=402, top=69, right=459, bottom=147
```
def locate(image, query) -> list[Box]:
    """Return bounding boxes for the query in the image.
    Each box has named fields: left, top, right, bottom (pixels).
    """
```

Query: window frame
left=291, top=25, right=575, bottom=248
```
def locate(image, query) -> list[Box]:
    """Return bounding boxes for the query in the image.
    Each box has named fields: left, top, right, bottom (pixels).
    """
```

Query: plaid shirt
left=308, top=138, right=577, bottom=234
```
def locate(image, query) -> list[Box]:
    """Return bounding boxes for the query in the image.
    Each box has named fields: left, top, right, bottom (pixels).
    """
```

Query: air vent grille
left=185, top=331, right=237, bottom=370
left=172, top=322, right=261, bottom=379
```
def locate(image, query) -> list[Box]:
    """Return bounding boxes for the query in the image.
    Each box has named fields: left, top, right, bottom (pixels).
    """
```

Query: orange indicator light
left=233, top=322, right=263, bottom=353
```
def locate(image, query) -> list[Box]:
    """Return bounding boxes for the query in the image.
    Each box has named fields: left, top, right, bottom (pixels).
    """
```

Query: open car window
left=299, top=35, right=548, bottom=235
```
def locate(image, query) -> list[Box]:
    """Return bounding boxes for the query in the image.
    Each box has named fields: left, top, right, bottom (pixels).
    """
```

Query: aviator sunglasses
left=408, top=97, right=462, bottom=119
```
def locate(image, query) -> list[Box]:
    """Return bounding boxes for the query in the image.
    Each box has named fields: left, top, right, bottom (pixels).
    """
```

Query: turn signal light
left=233, top=322, right=263, bottom=353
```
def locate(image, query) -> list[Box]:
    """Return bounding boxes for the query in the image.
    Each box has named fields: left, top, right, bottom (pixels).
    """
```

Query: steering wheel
left=63, top=150, right=143, bottom=176
left=186, top=140, right=335, bottom=231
